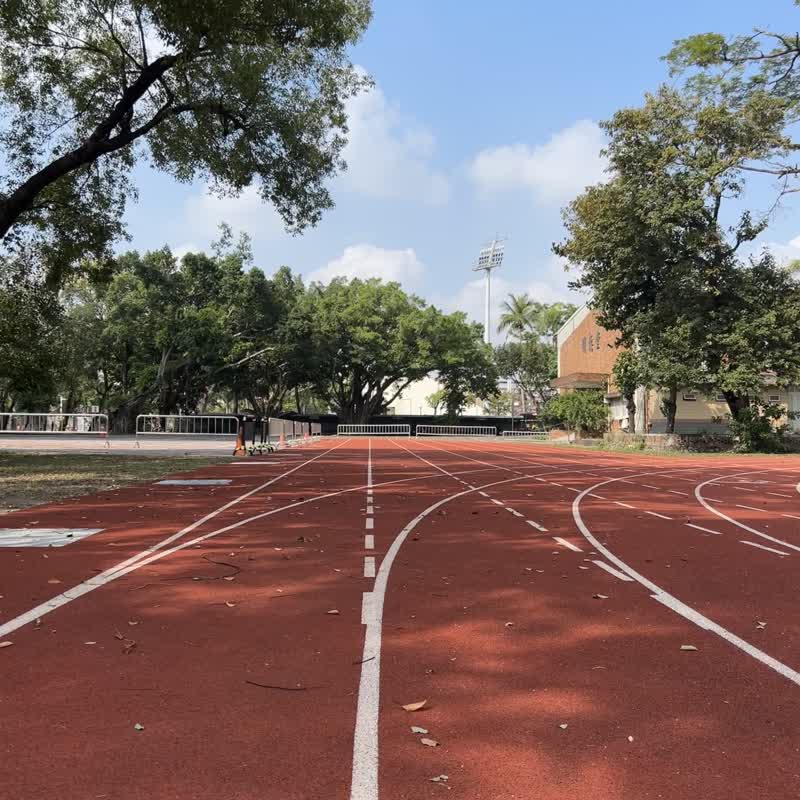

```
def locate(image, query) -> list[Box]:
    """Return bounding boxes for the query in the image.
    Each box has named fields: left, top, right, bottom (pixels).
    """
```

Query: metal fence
left=0, top=412, right=109, bottom=434
left=135, top=415, right=239, bottom=436
left=264, top=418, right=312, bottom=444
left=337, top=424, right=411, bottom=436
left=311, top=423, right=322, bottom=437
left=416, top=424, right=497, bottom=437
left=501, top=430, right=548, bottom=440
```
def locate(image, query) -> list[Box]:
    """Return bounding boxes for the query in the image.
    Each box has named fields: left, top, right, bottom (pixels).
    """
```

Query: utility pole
left=472, top=236, right=505, bottom=345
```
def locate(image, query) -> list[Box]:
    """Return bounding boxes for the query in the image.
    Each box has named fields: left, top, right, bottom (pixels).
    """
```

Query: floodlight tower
left=472, top=236, right=505, bottom=345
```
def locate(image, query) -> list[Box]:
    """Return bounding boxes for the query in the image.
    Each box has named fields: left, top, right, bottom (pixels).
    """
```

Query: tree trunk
left=723, top=390, right=748, bottom=422
left=663, top=384, right=678, bottom=434
left=625, top=392, right=636, bottom=433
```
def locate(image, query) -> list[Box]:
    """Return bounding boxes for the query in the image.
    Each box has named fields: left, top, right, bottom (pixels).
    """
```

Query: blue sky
left=124, top=0, right=800, bottom=335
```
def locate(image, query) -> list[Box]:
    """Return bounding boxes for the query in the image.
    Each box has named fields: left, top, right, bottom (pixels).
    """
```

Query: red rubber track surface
left=1, top=438, right=799, bottom=799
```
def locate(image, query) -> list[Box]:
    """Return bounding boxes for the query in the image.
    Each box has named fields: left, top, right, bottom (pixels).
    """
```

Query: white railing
left=311, top=423, right=322, bottom=437
left=502, top=430, right=548, bottom=440
left=136, top=414, right=239, bottom=436
left=337, top=424, right=411, bottom=436
left=416, top=425, right=497, bottom=437
left=0, top=412, right=109, bottom=435
left=264, top=418, right=312, bottom=444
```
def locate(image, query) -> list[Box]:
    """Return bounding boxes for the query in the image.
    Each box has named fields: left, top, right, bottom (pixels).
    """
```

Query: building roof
left=550, top=372, right=608, bottom=390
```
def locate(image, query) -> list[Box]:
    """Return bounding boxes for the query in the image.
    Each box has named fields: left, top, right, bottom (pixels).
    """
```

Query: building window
left=769, top=394, right=781, bottom=403
left=682, top=391, right=697, bottom=401
left=714, top=393, right=726, bottom=402
left=581, top=336, right=586, bottom=352
left=588, top=334, right=594, bottom=351
left=596, top=332, right=600, bottom=349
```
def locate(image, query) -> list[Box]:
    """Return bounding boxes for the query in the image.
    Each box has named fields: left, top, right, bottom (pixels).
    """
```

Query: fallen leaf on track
left=47, top=578, right=62, bottom=584
left=326, top=609, right=340, bottom=615
left=559, top=723, right=568, bottom=730
left=593, top=594, right=609, bottom=600
left=225, top=602, right=236, bottom=608
left=134, top=723, right=144, bottom=731
left=0, top=641, right=13, bottom=649
left=430, top=775, right=449, bottom=783
left=411, top=726, right=428, bottom=734
left=402, top=699, right=427, bottom=712
left=420, top=738, right=439, bottom=747
left=680, top=645, right=698, bottom=651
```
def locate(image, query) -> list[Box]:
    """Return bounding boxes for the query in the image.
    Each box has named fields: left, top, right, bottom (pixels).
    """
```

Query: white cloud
left=468, top=120, right=608, bottom=204
left=308, top=243, right=425, bottom=286
left=341, top=78, right=449, bottom=206
left=761, top=234, right=800, bottom=265
left=182, top=184, right=285, bottom=241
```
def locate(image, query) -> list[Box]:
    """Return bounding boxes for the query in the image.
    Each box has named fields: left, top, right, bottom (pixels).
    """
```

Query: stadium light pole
left=472, top=237, right=505, bottom=345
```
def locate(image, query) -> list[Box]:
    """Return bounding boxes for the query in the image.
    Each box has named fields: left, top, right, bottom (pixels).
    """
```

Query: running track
left=1, top=437, right=799, bottom=799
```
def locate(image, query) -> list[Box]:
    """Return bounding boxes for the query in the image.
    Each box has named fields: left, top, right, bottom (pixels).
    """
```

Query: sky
left=123, top=0, right=800, bottom=338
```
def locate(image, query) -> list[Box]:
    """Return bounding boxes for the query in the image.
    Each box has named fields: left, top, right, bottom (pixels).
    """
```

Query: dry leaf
left=627, top=735, right=634, bottom=742
left=559, top=723, right=568, bottom=730
left=47, top=578, right=62, bottom=584
left=0, top=641, right=13, bottom=649
left=430, top=775, right=449, bottom=783
left=402, top=699, right=427, bottom=712
left=326, top=609, right=340, bottom=615
left=134, top=723, right=144, bottom=731
left=128, top=620, right=139, bottom=626
left=420, top=738, right=439, bottom=747
left=222, top=576, right=236, bottom=582
left=411, top=726, right=428, bottom=734
left=680, top=645, right=698, bottom=651
left=84, top=641, right=97, bottom=645
left=593, top=594, right=609, bottom=600
left=225, top=601, right=236, bottom=608
left=504, top=622, right=515, bottom=628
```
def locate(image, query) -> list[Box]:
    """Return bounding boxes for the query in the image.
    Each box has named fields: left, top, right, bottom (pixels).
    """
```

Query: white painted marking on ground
left=645, top=511, right=672, bottom=520
left=0, top=528, right=103, bottom=548
left=492, top=498, right=504, bottom=506
left=366, top=505, right=374, bottom=515
left=573, top=469, right=800, bottom=688
left=506, top=508, right=524, bottom=517
left=156, top=479, right=231, bottom=486
left=479, top=491, right=489, bottom=497
left=735, top=504, right=767, bottom=513
left=740, top=540, right=790, bottom=557
left=526, top=520, right=548, bottom=532
left=364, top=556, right=376, bottom=578
left=550, top=482, right=564, bottom=487
left=686, top=523, right=723, bottom=536
left=365, top=517, right=374, bottom=530
left=669, top=490, right=688, bottom=496
left=589, top=494, right=606, bottom=500
left=593, top=560, right=634, bottom=581
left=553, top=536, right=582, bottom=553
left=768, top=492, right=792, bottom=498
left=566, top=486, right=581, bottom=492
left=642, top=484, right=660, bottom=490
left=782, top=513, right=800, bottom=521
left=364, top=534, right=374, bottom=550
left=614, top=501, right=636, bottom=509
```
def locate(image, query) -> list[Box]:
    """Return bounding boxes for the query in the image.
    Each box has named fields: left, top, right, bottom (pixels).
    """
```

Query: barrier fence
left=501, top=430, right=548, bottom=440
left=263, top=418, right=312, bottom=444
left=416, top=424, right=497, bottom=437
left=136, top=415, right=239, bottom=436
left=0, top=412, right=109, bottom=435
left=336, top=424, right=412, bottom=436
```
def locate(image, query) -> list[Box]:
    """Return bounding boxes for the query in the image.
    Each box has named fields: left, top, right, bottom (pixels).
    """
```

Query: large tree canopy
left=0, top=0, right=371, bottom=286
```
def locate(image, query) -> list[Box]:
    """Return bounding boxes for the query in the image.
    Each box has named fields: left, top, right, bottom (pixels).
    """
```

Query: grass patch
left=0, top=453, right=229, bottom=513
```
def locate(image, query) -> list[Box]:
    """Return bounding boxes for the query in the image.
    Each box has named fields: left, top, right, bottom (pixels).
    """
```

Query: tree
left=494, top=336, right=557, bottom=410
left=529, top=301, right=577, bottom=340
left=0, top=1, right=371, bottom=286
left=498, top=293, right=536, bottom=338
left=426, top=388, right=445, bottom=415
left=483, top=391, right=512, bottom=416
left=611, top=350, right=641, bottom=433
left=543, top=391, right=607, bottom=438
left=300, top=278, right=497, bottom=423
left=555, top=86, right=798, bottom=441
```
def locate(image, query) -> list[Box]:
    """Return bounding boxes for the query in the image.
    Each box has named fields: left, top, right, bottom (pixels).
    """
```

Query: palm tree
left=497, top=293, right=536, bottom=339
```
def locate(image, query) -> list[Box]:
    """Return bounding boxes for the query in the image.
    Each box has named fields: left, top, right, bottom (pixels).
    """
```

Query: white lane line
left=695, top=475, right=800, bottom=554
left=614, top=501, right=636, bottom=509
left=364, top=534, right=374, bottom=550
left=479, top=491, right=490, bottom=497
left=737, top=487, right=757, bottom=492
left=642, top=484, right=660, bottom=490
left=553, top=536, right=582, bottom=553
left=593, top=560, right=634, bottom=581
left=550, top=482, right=564, bottom=487
left=686, top=523, right=723, bottom=536
left=366, top=505, right=374, bottom=515
left=492, top=498, right=504, bottom=506
left=506, top=508, right=524, bottom=517
left=526, top=520, right=548, bottom=532
left=364, top=556, right=376, bottom=578
left=768, top=492, right=792, bottom=498
left=566, top=487, right=581, bottom=492
left=573, top=470, right=800, bottom=688
left=669, top=490, right=688, bottom=496
left=645, top=511, right=672, bottom=520
left=735, top=504, right=767, bottom=513
left=740, top=540, right=790, bottom=557
left=782, top=514, right=800, bottom=521
left=156, top=479, right=232, bottom=486
left=589, top=493, right=606, bottom=500
left=365, top=518, right=374, bottom=530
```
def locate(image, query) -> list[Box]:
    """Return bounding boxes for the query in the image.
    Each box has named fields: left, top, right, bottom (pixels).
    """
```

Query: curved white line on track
left=694, top=473, right=800, bottom=554
left=0, top=459, right=499, bottom=639
left=572, top=471, right=800, bottom=688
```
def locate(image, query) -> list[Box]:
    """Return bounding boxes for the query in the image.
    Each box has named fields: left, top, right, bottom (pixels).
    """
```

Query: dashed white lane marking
left=589, top=494, right=606, bottom=500
left=782, top=513, right=800, bottom=521
left=491, top=498, right=504, bottom=506
left=0, top=528, right=104, bottom=548
left=526, top=520, right=548, bottom=532
left=366, top=504, right=374, bottom=515
left=740, top=540, right=790, bottom=557
left=767, top=491, right=793, bottom=498
left=735, top=504, right=767, bottom=513
left=550, top=482, right=564, bottom=487
left=614, top=501, right=636, bottom=509
left=686, top=523, right=723, bottom=536
left=365, top=517, right=374, bottom=530
left=669, top=490, right=688, bottom=496
left=479, top=491, right=489, bottom=497
left=737, top=487, right=757, bottom=492
left=553, top=536, right=582, bottom=553
left=506, top=508, right=524, bottom=517
left=645, top=511, right=672, bottom=520
left=642, top=484, right=660, bottom=490
left=364, top=556, right=376, bottom=578
left=364, top=534, right=374, bottom=550
left=572, top=471, right=800, bottom=688
left=593, top=560, right=634, bottom=581
left=566, top=486, right=581, bottom=492
left=695, top=474, right=800, bottom=554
